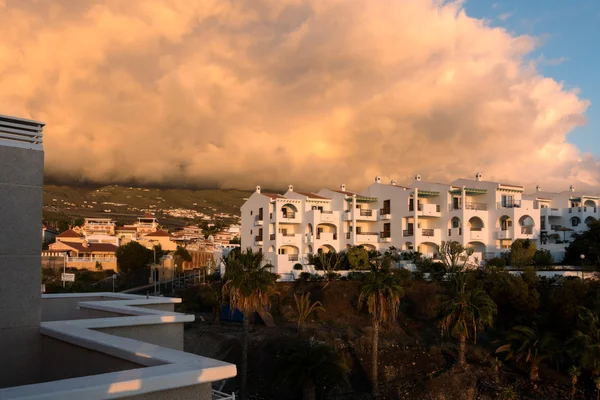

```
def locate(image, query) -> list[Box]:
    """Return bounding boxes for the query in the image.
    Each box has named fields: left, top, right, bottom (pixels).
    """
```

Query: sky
left=0, top=0, right=598, bottom=192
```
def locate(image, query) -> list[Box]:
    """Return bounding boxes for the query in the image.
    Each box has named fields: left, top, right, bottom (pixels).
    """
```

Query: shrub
left=299, top=272, right=312, bottom=281
left=326, top=272, right=341, bottom=281
left=347, top=271, right=367, bottom=281
left=293, top=263, right=303, bottom=271
left=486, top=257, right=506, bottom=269
left=533, top=249, right=553, bottom=267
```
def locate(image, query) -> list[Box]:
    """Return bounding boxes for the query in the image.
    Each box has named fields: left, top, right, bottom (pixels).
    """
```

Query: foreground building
left=242, top=174, right=598, bottom=279
left=1, top=113, right=236, bottom=398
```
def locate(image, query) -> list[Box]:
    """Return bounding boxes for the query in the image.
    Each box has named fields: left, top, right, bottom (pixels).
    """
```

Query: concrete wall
left=96, top=323, right=184, bottom=351
left=0, top=144, right=44, bottom=388
left=41, top=296, right=124, bottom=321
left=120, top=383, right=212, bottom=400
left=40, top=336, right=144, bottom=382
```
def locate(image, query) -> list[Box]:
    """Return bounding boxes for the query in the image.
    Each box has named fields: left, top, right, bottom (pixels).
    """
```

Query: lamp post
left=580, top=254, right=585, bottom=280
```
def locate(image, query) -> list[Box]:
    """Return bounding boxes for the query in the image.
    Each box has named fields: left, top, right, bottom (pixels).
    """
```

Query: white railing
left=0, top=114, right=44, bottom=150
left=213, top=389, right=236, bottom=400
left=66, top=256, right=117, bottom=263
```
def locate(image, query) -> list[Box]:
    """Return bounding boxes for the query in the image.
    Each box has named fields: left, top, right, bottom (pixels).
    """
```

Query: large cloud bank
left=0, top=0, right=596, bottom=191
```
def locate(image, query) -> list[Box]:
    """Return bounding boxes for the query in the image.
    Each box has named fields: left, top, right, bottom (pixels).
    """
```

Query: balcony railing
left=360, top=209, right=373, bottom=217
left=465, top=202, right=487, bottom=211
left=254, top=235, right=263, bottom=242
left=421, top=228, right=434, bottom=237
left=356, top=232, right=378, bottom=236
left=321, top=210, right=333, bottom=214
left=269, top=233, right=276, bottom=240
left=380, top=208, right=391, bottom=215
left=469, top=227, right=483, bottom=231
left=282, top=233, right=296, bottom=237
left=409, top=205, right=414, bottom=212
left=499, top=200, right=521, bottom=208
left=254, top=215, right=263, bottom=222
left=380, top=231, right=391, bottom=238
left=550, top=225, right=562, bottom=231
left=288, top=254, right=299, bottom=261
left=417, top=204, right=441, bottom=212
left=448, top=228, right=462, bottom=236
left=346, top=232, right=351, bottom=239
left=521, top=227, right=533, bottom=235
left=317, top=233, right=337, bottom=240
left=281, top=212, right=296, bottom=219
left=403, top=229, right=414, bottom=237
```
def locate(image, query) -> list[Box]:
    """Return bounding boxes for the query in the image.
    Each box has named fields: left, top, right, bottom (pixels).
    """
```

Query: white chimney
left=340, top=184, right=346, bottom=192
left=475, top=172, right=482, bottom=181
left=288, top=185, right=293, bottom=192
left=570, top=185, right=575, bottom=192
left=414, top=174, right=421, bottom=181
left=375, top=176, right=381, bottom=183
left=256, top=185, right=261, bottom=194
left=391, top=180, right=396, bottom=186
left=536, top=185, right=541, bottom=192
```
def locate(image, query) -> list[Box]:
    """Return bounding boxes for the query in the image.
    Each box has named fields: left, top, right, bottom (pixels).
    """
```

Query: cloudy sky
left=1, top=0, right=598, bottom=192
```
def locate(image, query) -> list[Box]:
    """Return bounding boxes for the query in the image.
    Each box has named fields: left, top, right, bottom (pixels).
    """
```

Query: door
left=409, top=198, right=414, bottom=211
left=383, top=223, right=390, bottom=237
left=453, top=197, right=460, bottom=210
left=383, top=199, right=391, bottom=213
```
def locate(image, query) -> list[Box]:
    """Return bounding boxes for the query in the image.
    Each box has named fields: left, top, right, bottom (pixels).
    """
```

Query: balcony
left=278, top=211, right=301, bottom=223
left=495, top=230, right=512, bottom=240
left=541, top=208, right=562, bottom=217
left=303, top=234, right=313, bottom=244
left=521, top=226, right=534, bottom=235
left=415, top=228, right=441, bottom=241
left=448, top=203, right=462, bottom=211
left=316, top=232, right=337, bottom=241
left=379, top=231, right=391, bottom=243
left=288, top=254, right=299, bottom=262
left=270, top=233, right=276, bottom=241
left=379, top=208, right=392, bottom=220
left=254, top=215, right=263, bottom=226
left=569, top=206, right=598, bottom=214
left=344, top=209, right=377, bottom=221
left=281, top=233, right=301, bottom=244
left=403, top=229, right=414, bottom=237
left=469, top=228, right=485, bottom=240
left=319, top=210, right=337, bottom=223
left=356, top=232, right=379, bottom=243
left=448, top=227, right=462, bottom=236
left=498, top=200, right=522, bottom=209
left=254, top=235, right=263, bottom=245
left=465, top=202, right=487, bottom=211
left=417, top=203, right=441, bottom=217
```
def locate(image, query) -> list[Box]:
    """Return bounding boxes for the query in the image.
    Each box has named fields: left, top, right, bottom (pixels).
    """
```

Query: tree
left=564, top=219, right=600, bottom=267
left=293, top=292, right=325, bottom=337
left=358, top=270, right=404, bottom=396
left=568, top=366, right=581, bottom=400
left=202, top=282, right=223, bottom=326
left=510, top=239, right=536, bottom=268
left=569, top=306, right=600, bottom=375
left=95, top=261, right=103, bottom=271
left=174, top=246, right=192, bottom=272
left=222, top=248, right=278, bottom=400
left=116, top=241, right=152, bottom=274
left=308, top=250, right=344, bottom=281
left=496, top=324, right=556, bottom=381
left=347, top=246, right=370, bottom=270
left=439, top=280, right=497, bottom=369
left=439, top=241, right=474, bottom=274
left=532, top=249, right=554, bottom=267
left=275, top=339, right=349, bottom=400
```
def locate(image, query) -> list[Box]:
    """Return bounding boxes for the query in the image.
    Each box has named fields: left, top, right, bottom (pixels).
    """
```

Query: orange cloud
left=0, top=0, right=594, bottom=192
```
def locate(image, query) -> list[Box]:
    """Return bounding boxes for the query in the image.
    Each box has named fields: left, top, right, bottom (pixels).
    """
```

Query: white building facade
left=241, top=175, right=599, bottom=278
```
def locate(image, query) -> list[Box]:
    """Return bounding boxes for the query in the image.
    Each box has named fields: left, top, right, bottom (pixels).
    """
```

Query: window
left=571, top=217, right=581, bottom=227
left=452, top=219, right=459, bottom=228
left=502, top=195, right=513, bottom=207
left=250, top=211, right=253, bottom=215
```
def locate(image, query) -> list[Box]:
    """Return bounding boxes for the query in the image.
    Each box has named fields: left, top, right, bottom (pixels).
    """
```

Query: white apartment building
left=242, top=174, right=599, bottom=278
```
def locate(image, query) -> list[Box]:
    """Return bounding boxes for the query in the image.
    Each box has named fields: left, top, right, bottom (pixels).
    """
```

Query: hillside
left=42, top=184, right=251, bottom=229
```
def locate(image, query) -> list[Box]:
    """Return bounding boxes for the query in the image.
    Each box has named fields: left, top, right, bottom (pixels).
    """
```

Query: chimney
left=536, top=185, right=541, bottom=192
left=475, top=172, right=482, bottom=181
left=256, top=185, right=261, bottom=194
left=340, top=184, right=346, bottom=192
left=414, top=174, right=421, bottom=181
left=375, top=175, right=381, bottom=183
left=391, top=180, right=396, bottom=186
left=570, top=185, right=575, bottom=192
left=288, top=185, right=293, bottom=192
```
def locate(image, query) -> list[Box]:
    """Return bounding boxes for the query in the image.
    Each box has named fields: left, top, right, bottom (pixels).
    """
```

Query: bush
left=533, top=249, right=554, bottom=267
left=293, top=263, right=303, bottom=271
left=299, top=272, right=312, bottom=281
left=346, top=271, right=367, bottom=281
left=486, top=257, right=506, bottom=269
left=326, top=272, right=341, bottom=281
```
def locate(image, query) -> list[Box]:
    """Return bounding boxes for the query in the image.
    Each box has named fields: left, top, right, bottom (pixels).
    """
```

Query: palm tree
left=222, top=248, right=278, bottom=400
left=439, top=280, right=497, bottom=369
left=275, top=339, right=349, bottom=400
left=358, top=270, right=404, bottom=397
left=568, top=366, right=581, bottom=400
left=202, top=282, right=222, bottom=326
left=293, top=292, right=325, bottom=337
left=496, top=324, right=556, bottom=381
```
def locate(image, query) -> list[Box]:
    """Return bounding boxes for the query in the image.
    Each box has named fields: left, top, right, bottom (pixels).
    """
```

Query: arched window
left=571, top=217, right=581, bottom=227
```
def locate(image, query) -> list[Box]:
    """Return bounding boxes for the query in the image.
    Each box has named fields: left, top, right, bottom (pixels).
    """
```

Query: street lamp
left=580, top=254, right=585, bottom=280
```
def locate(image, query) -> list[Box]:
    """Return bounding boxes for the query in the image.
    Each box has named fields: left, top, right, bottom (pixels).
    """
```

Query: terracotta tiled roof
left=116, top=226, right=137, bottom=231
left=57, top=229, right=82, bottom=238
left=331, top=190, right=359, bottom=196
left=296, top=192, right=331, bottom=200
left=144, top=230, right=171, bottom=237
left=63, top=242, right=118, bottom=253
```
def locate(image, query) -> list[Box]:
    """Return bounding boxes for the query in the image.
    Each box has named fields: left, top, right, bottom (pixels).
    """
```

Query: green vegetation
left=292, top=292, right=325, bottom=337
